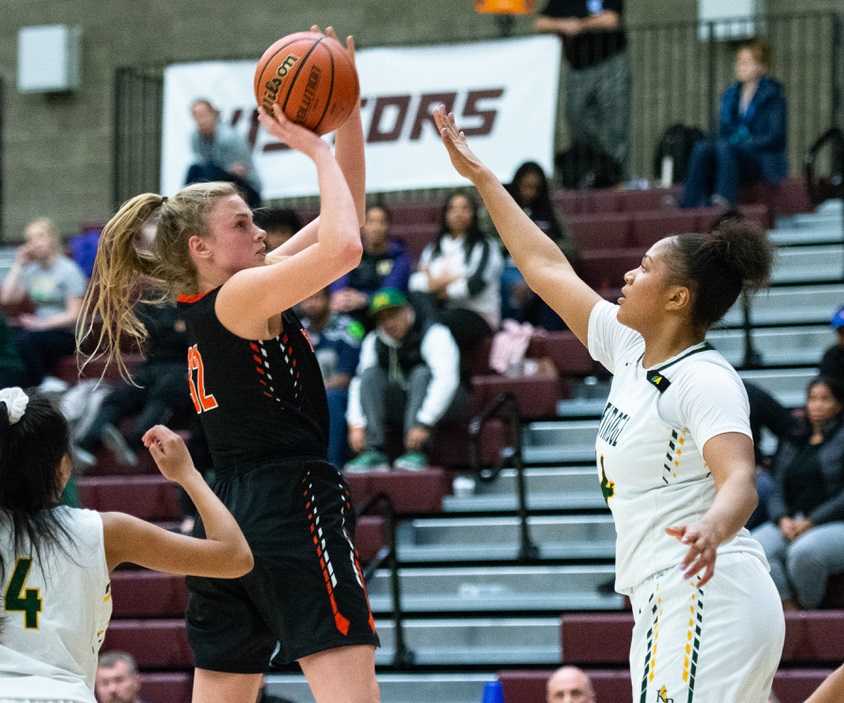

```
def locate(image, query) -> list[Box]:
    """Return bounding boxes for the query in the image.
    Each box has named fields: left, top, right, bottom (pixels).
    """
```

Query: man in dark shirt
left=535, top=0, right=631, bottom=172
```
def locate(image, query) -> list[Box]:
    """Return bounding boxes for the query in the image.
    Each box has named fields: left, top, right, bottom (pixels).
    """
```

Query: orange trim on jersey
left=176, top=290, right=212, bottom=304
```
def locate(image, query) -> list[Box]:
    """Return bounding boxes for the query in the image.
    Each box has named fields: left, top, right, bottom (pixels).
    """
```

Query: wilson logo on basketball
left=261, top=54, right=299, bottom=113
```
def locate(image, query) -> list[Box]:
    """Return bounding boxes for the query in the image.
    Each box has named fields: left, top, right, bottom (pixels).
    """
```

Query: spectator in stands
left=331, top=204, right=412, bottom=326
left=534, top=0, right=630, bottom=173
left=546, top=665, right=596, bottom=703
left=408, top=190, right=503, bottom=353
left=298, top=287, right=364, bottom=468
left=681, top=39, right=788, bottom=209
left=75, top=302, right=191, bottom=467
left=184, top=98, right=262, bottom=208
left=95, top=651, right=144, bottom=703
left=495, top=161, right=578, bottom=329
left=745, top=381, right=797, bottom=530
left=752, top=376, right=844, bottom=609
left=253, top=207, right=302, bottom=252
left=345, top=288, right=465, bottom=472
left=0, top=217, right=87, bottom=387
left=819, top=305, right=844, bottom=388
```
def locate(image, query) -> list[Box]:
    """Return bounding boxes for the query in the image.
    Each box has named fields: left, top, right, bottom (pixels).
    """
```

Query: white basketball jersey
left=0, top=507, right=111, bottom=702
left=587, top=301, right=768, bottom=595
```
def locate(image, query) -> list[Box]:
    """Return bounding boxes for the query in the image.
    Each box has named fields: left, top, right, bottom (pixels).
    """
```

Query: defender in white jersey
left=0, top=388, right=252, bottom=702
left=434, top=106, right=785, bottom=703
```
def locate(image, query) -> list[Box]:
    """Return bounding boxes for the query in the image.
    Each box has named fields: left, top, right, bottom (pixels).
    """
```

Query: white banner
left=161, top=35, right=560, bottom=199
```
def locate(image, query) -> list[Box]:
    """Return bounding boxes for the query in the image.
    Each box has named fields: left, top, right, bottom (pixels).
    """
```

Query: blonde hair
left=76, top=181, right=239, bottom=381
left=24, top=217, right=60, bottom=250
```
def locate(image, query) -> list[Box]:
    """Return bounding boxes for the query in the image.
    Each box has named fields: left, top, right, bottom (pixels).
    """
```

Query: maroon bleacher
left=498, top=668, right=829, bottom=703
left=390, top=222, right=439, bottom=262
left=528, top=331, right=595, bottom=378
left=138, top=673, right=192, bottom=703
left=578, top=249, right=641, bottom=291
left=471, top=372, right=562, bottom=419
left=344, top=468, right=451, bottom=514
left=78, top=475, right=182, bottom=520
left=566, top=212, right=633, bottom=250
left=111, top=572, right=188, bottom=618
left=102, top=620, right=192, bottom=670
left=560, top=611, right=844, bottom=665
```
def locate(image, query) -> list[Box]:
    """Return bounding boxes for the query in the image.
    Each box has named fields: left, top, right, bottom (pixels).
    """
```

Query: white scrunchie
left=0, top=387, right=29, bottom=425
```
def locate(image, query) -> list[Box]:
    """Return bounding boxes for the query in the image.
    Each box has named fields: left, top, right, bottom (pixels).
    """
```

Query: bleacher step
left=770, top=245, right=844, bottom=283
left=443, top=467, right=605, bottom=513
left=266, top=672, right=496, bottom=703
left=367, top=564, right=624, bottom=612
left=723, top=283, right=844, bottom=326
left=375, top=617, right=560, bottom=666
left=397, top=515, right=615, bottom=561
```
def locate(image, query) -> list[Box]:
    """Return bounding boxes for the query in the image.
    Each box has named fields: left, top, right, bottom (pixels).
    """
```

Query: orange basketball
left=254, top=31, right=360, bottom=136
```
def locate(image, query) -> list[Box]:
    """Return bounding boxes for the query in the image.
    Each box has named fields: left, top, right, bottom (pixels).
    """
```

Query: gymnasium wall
left=0, top=0, right=839, bottom=240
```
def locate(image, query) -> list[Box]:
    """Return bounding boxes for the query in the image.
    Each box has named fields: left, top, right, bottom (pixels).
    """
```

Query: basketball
left=254, top=31, right=360, bottom=136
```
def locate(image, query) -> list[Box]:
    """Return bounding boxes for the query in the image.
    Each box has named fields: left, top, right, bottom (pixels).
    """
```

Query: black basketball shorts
left=185, top=458, right=379, bottom=673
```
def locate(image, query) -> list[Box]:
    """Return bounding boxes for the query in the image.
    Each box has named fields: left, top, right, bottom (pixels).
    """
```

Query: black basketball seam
left=255, top=35, right=312, bottom=101
left=281, top=36, right=326, bottom=124
left=313, top=43, right=336, bottom=133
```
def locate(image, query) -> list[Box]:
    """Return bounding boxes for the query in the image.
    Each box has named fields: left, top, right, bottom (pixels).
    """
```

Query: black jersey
left=177, top=287, right=329, bottom=466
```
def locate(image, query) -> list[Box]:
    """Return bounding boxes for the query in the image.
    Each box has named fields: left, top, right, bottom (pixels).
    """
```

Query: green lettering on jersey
left=599, top=455, right=616, bottom=504
left=5, top=558, right=42, bottom=629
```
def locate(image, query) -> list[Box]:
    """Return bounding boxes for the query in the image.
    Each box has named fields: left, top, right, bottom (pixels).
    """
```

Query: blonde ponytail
left=76, top=193, right=164, bottom=382
left=77, top=181, right=239, bottom=382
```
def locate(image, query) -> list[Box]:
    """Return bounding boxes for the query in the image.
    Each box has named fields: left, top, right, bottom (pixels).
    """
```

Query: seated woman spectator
left=0, top=217, right=87, bottom=386
left=409, top=190, right=503, bottom=352
left=331, top=204, right=412, bottom=326
left=681, top=38, right=787, bottom=208
left=752, top=376, right=844, bottom=609
left=497, top=161, right=579, bottom=329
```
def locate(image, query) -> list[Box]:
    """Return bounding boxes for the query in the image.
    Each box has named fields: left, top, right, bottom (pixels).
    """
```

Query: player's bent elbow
left=339, top=237, right=364, bottom=269
left=222, top=544, right=254, bottom=578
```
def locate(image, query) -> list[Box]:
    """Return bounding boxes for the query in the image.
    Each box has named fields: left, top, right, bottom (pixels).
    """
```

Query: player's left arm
left=667, top=432, right=757, bottom=585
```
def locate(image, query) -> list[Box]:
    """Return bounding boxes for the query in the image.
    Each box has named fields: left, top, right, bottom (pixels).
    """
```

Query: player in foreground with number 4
left=77, top=26, right=378, bottom=703
left=0, top=387, right=252, bottom=702
left=433, top=106, right=784, bottom=702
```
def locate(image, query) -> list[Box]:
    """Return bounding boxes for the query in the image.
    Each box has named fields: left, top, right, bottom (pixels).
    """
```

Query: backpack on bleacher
left=652, top=123, right=706, bottom=185
left=555, top=141, right=623, bottom=190
left=805, top=127, right=844, bottom=206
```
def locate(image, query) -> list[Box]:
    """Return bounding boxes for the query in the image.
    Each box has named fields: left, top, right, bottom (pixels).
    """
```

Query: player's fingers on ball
left=310, top=24, right=321, bottom=33
left=346, top=36, right=355, bottom=53
left=325, top=26, right=337, bottom=39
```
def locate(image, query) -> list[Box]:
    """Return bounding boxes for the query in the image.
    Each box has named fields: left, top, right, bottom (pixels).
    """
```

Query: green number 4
left=5, top=558, right=42, bottom=629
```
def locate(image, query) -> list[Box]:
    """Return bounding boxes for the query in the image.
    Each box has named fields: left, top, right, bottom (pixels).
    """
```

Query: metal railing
left=357, top=492, right=415, bottom=668
left=468, top=391, right=539, bottom=562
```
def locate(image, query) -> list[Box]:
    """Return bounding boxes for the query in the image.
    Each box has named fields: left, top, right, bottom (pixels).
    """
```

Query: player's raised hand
left=142, top=425, right=197, bottom=484
left=311, top=24, right=357, bottom=67
left=433, top=105, right=488, bottom=182
left=258, top=104, right=329, bottom=160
